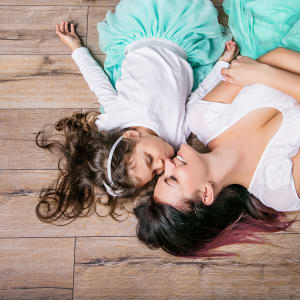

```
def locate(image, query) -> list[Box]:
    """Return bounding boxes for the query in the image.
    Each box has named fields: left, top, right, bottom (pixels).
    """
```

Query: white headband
left=103, top=135, right=124, bottom=197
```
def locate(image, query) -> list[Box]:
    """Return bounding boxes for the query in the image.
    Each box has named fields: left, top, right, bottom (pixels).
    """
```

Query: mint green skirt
left=97, top=0, right=231, bottom=91
left=223, top=0, right=300, bottom=59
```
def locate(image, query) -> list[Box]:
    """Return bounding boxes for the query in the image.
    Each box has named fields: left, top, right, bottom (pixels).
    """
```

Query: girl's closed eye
left=145, top=153, right=156, bottom=179
left=144, top=153, right=153, bottom=167
left=147, top=153, right=153, bottom=164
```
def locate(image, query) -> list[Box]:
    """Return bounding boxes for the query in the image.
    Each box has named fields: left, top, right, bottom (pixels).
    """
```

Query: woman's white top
left=186, top=65, right=300, bottom=212
left=71, top=39, right=195, bottom=149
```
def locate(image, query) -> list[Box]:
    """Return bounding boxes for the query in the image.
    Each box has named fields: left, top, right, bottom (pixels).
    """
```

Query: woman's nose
left=163, top=158, right=175, bottom=175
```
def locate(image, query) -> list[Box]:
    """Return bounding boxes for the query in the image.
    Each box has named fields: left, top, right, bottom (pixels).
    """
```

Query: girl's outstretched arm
left=221, top=49, right=300, bottom=102
left=56, top=21, right=117, bottom=107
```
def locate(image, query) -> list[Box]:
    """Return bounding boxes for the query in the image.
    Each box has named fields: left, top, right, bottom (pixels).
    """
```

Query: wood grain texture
left=0, top=109, right=79, bottom=140
left=1, top=1, right=299, bottom=300
left=0, top=55, right=105, bottom=109
left=0, top=140, right=58, bottom=169
left=87, top=6, right=108, bottom=55
left=0, top=0, right=119, bottom=6
left=74, top=236, right=300, bottom=300
left=1, top=0, right=223, bottom=7
left=0, top=238, right=74, bottom=300
left=0, top=6, right=87, bottom=55
left=0, top=170, right=59, bottom=195
left=0, top=194, right=136, bottom=238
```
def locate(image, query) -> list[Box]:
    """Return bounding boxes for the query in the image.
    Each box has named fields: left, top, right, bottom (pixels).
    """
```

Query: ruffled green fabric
left=98, top=0, right=231, bottom=91
left=223, top=0, right=300, bottom=59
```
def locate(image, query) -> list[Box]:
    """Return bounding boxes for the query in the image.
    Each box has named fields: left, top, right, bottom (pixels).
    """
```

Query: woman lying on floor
left=133, top=0, right=300, bottom=256
left=134, top=46, right=300, bottom=257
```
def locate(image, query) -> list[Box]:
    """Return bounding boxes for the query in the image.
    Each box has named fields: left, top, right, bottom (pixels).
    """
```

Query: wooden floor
left=1, top=0, right=300, bottom=299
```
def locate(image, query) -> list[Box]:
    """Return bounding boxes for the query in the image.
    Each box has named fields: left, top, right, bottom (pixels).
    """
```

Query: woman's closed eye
left=165, top=175, right=178, bottom=186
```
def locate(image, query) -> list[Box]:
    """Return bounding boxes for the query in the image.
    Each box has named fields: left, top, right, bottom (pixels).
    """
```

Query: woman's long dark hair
left=134, top=185, right=293, bottom=257
left=35, top=111, right=143, bottom=223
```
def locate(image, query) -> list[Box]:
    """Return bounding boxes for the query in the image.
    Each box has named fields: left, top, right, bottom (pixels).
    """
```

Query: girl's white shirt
left=72, top=41, right=197, bottom=150
left=186, top=67, right=300, bottom=212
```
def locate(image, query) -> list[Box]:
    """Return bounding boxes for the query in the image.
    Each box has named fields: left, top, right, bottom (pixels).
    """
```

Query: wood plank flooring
left=1, top=1, right=300, bottom=299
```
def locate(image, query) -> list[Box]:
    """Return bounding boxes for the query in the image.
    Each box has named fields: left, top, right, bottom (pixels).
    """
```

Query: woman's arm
left=258, top=48, right=300, bottom=75
left=56, top=21, right=117, bottom=106
left=221, top=49, right=300, bottom=102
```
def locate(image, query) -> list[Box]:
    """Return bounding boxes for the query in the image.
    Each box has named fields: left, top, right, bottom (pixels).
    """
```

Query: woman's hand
left=221, top=56, right=270, bottom=86
left=56, top=21, right=82, bottom=52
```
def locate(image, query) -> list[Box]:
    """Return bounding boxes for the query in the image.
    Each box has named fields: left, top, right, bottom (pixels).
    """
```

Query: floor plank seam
left=0, top=5, right=115, bottom=7
left=86, top=6, right=89, bottom=47
left=72, top=237, right=76, bottom=300
left=0, top=236, right=137, bottom=239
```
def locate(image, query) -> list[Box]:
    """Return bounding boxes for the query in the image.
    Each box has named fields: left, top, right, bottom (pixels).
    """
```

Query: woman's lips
left=175, top=155, right=186, bottom=164
left=176, top=155, right=184, bottom=162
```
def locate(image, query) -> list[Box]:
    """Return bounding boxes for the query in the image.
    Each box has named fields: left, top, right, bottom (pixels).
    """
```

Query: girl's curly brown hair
left=35, top=111, right=152, bottom=223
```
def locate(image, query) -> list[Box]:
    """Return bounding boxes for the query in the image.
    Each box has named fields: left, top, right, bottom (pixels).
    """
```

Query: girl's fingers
left=56, top=24, right=63, bottom=37
left=60, top=21, right=65, bottom=33
left=65, top=21, right=69, bottom=33
left=70, top=23, right=75, bottom=34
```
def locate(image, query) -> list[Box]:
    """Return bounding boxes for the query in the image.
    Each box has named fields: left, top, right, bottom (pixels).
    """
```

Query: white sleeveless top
left=186, top=83, right=300, bottom=212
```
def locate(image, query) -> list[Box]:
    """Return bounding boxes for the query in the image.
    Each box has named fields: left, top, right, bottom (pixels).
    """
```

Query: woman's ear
left=123, top=129, right=141, bottom=140
left=202, top=183, right=214, bottom=206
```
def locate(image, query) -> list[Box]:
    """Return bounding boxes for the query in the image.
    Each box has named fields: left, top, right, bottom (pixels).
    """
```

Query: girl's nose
left=154, top=158, right=165, bottom=175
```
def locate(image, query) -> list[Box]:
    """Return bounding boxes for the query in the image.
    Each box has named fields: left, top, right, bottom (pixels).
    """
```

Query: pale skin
left=155, top=46, right=300, bottom=209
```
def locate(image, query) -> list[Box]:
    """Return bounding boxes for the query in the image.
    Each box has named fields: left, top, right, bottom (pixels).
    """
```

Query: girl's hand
left=56, top=21, right=82, bottom=52
left=221, top=56, right=270, bottom=86
left=219, top=40, right=239, bottom=63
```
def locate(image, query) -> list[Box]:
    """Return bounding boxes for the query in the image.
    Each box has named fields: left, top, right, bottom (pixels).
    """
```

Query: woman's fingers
left=236, top=56, right=253, bottom=62
left=222, top=75, right=235, bottom=84
left=221, top=68, right=236, bottom=84
left=221, top=67, right=231, bottom=76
